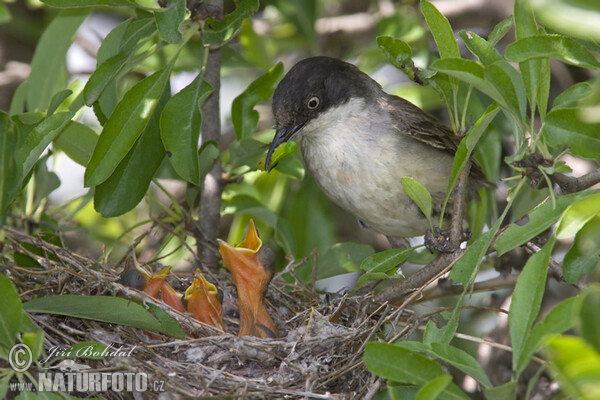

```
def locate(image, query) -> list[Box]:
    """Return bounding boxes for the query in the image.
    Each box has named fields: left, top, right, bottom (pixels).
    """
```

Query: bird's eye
left=306, top=96, right=320, bottom=110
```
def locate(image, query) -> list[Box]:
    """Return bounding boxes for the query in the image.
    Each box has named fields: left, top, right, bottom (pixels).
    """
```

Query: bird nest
left=2, top=227, right=411, bottom=399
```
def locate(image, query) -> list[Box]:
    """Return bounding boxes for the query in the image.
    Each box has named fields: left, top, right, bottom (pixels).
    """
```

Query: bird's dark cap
left=266, top=56, right=381, bottom=170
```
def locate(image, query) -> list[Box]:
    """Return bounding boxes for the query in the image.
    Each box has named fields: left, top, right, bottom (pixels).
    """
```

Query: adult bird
left=266, top=56, right=486, bottom=240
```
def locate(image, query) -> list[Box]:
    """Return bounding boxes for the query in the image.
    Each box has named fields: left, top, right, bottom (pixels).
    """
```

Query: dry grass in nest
left=2, top=227, right=418, bottom=399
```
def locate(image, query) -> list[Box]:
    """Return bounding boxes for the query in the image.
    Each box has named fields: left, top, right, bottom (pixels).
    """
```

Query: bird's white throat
left=298, top=97, right=453, bottom=237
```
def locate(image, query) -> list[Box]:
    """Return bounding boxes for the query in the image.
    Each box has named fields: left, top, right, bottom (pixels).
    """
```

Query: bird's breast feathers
left=299, top=97, right=453, bottom=237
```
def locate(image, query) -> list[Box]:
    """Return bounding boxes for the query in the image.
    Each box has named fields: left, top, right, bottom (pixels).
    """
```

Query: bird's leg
left=424, top=227, right=471, bottom=253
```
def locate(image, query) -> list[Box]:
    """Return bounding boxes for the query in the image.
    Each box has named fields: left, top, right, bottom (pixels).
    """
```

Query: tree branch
left=552, top=168, right=600, bottom=195
left=197, top=0, right=224, bottom=268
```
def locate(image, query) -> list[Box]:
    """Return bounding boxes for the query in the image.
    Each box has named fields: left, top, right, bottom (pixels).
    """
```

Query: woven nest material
left=2, top=228, right=416, bottom=399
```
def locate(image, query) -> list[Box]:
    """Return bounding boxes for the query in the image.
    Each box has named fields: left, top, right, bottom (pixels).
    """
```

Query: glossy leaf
left=484, top=62, right=527, bottom=123
left=487, top=15, right=513, bottom=46
left=161, top=76, right=213, bottom=184
left=0, top=113, right=22, bottom=219
left=416, top=375, right=452, bottom=400
left=53, top=121, right=98, bottom=167
left=360, top=248, right=414, bottom=273
left=556, top=193, right=600, bottom=238
left=202, top=0, right=259, bottom=46
left=541, top=107, right=600, bottom=164
left=444, top=102, right=499, bottom=211
left=364, top=342, right=469, bottom=400
left=429, top=343, right=493, bottom=388
left=494, top=190, right=600, bottom=256
left=562, top=216, right=600, bottom=284
left=26, top=9, right=88, bottom=112
left=377, top=36, right=417, bottom=81
left=23, top=295, right=184, bottom=338
left=509, top=236, right=556, bottom=376
left=544, top=336, right=600, bottom=400
left=154, top=0, right=186, bottom=44
left=232, top=62, right=283, bottom=140
left=580, top=285, right=600, bottom=353
left=430, top=59, right=503, bottom=106
left=0, top=274, right=22, bottom=349
left=531, top=0, right=600, bottom=42
left=505, top=34, right=600, bottom=70
left=198, top=140, right=220, bottom=183
left=483, top=381, right=517, bottom=400
left=514, top=0, right=551, bottom=117
left=85, top=67, right=171, bottom=187
left=401, top=177, right=433, bottom=229
left=552, top=82, right=592, bottom=109
left=517, top=295, right=581, bottom=375
left=460, top=31, right=503, bottom=65
left=94, top=84, right=170, bottom=217
left=420, top=0, right=460, bottom=59
left=84, top=19, right=156, bottom=106
left=355, top=272, right=393, bottom=290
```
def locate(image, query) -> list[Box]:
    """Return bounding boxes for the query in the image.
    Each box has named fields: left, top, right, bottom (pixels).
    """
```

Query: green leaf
left=23, top=295, right=184, bottom=338
left=514, top=0, right=551, bottom=118
left=47, top=90, right=73, bottom=116
left=552, top=82, right=592, bottom=109
left=556, top=193, right=600, bottom=238
left=562, top=216, right=600, bottom=284
left=154, top=0, right=186, bottom=44
left=544, top=336, right=600, bottom=400
left=517, top=295, right=581, bottom=375
left=460, top=31, right=503, bottom=65
left=0, top=3, right=11, bottom=24
left=487, top=15, right=513, bottom=46
left=494, top=190, right=600, bottom=256
left=202, top=0, right=259, bottom=46
left=42, top=0, right=132, bottom=6
left=430, top=59, right=503, bottom=107
left=232, top=63, right=284, bottom=140
left=505, top=34, right=600, bottom=70
left=580, top=285, right=600, bottom=354
left=360, top=247, right=414, bottom=273
left=198, top=140, right=220, bottom=183
left=484, top=62, right=527, bottom=123
left=355, top=272, right=393, bottom=290
left=0, top=274, right=22, bottom=350
left=541, top=107, right=600, bottom=164
left=483, top=381, right=517, bottom=400
left=53, top=121, right=99, bottom=167
left=509, top=236, right=556, bottom=376
left=377, top=36, right=417, bottom=81
left=420, top=0, right=460, bottom=59
left=21, top=329, right=45, bottom=362
left=429, top=343, right=493, bottom=388
left=84, top=19, right=156, bottom=106
left=85, top=67, right=172, bottom=187
left=9, top=81, right=28, bottom=115
left=530, top=0, right=600, bottom=42
left=401, top=177, right=433, bottom=230
left=161, top=77, right=213, bottom=184
left=364, top=342, right=469, bottom=400
left=443, top=103, right=499, bottom=212
left=15, top=105, right=83, bottom=181
left=416, top=375, right=452, bottom=400
left=0, top=113, right=22, bottom=219
left=94, top=83, right=170, bottom=217
left=26, top=9, right=88, bottom=112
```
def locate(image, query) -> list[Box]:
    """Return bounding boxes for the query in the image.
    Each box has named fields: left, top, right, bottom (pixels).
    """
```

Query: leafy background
left=1, top=0, right=600, bottom=399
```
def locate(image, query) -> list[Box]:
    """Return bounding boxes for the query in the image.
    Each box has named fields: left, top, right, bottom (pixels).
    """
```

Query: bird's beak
left=266, top=123, right=305, bottom=171
left=218, top=219, right=279, bottom=338
left=139, top=265, right=169, bottom=298
left=184, top=270, right=224, bottom=330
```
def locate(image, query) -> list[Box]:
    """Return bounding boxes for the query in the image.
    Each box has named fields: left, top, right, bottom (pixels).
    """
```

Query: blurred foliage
left=0, top=0, right=600, bottom=398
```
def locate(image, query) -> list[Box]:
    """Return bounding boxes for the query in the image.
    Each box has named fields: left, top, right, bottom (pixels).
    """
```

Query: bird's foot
left=425, top=227, right=471, bottom=253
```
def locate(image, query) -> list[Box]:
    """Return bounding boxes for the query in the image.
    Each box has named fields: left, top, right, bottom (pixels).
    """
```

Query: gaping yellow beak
left=184, top=269, right=224, bottom=330
left=218, top=219, right=279, bottom=338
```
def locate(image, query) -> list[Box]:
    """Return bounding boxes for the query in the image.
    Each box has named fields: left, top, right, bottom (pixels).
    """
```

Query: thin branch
left=552, top=168, right=600, bottom=195
left=197, top=0, right=224, bottom=268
